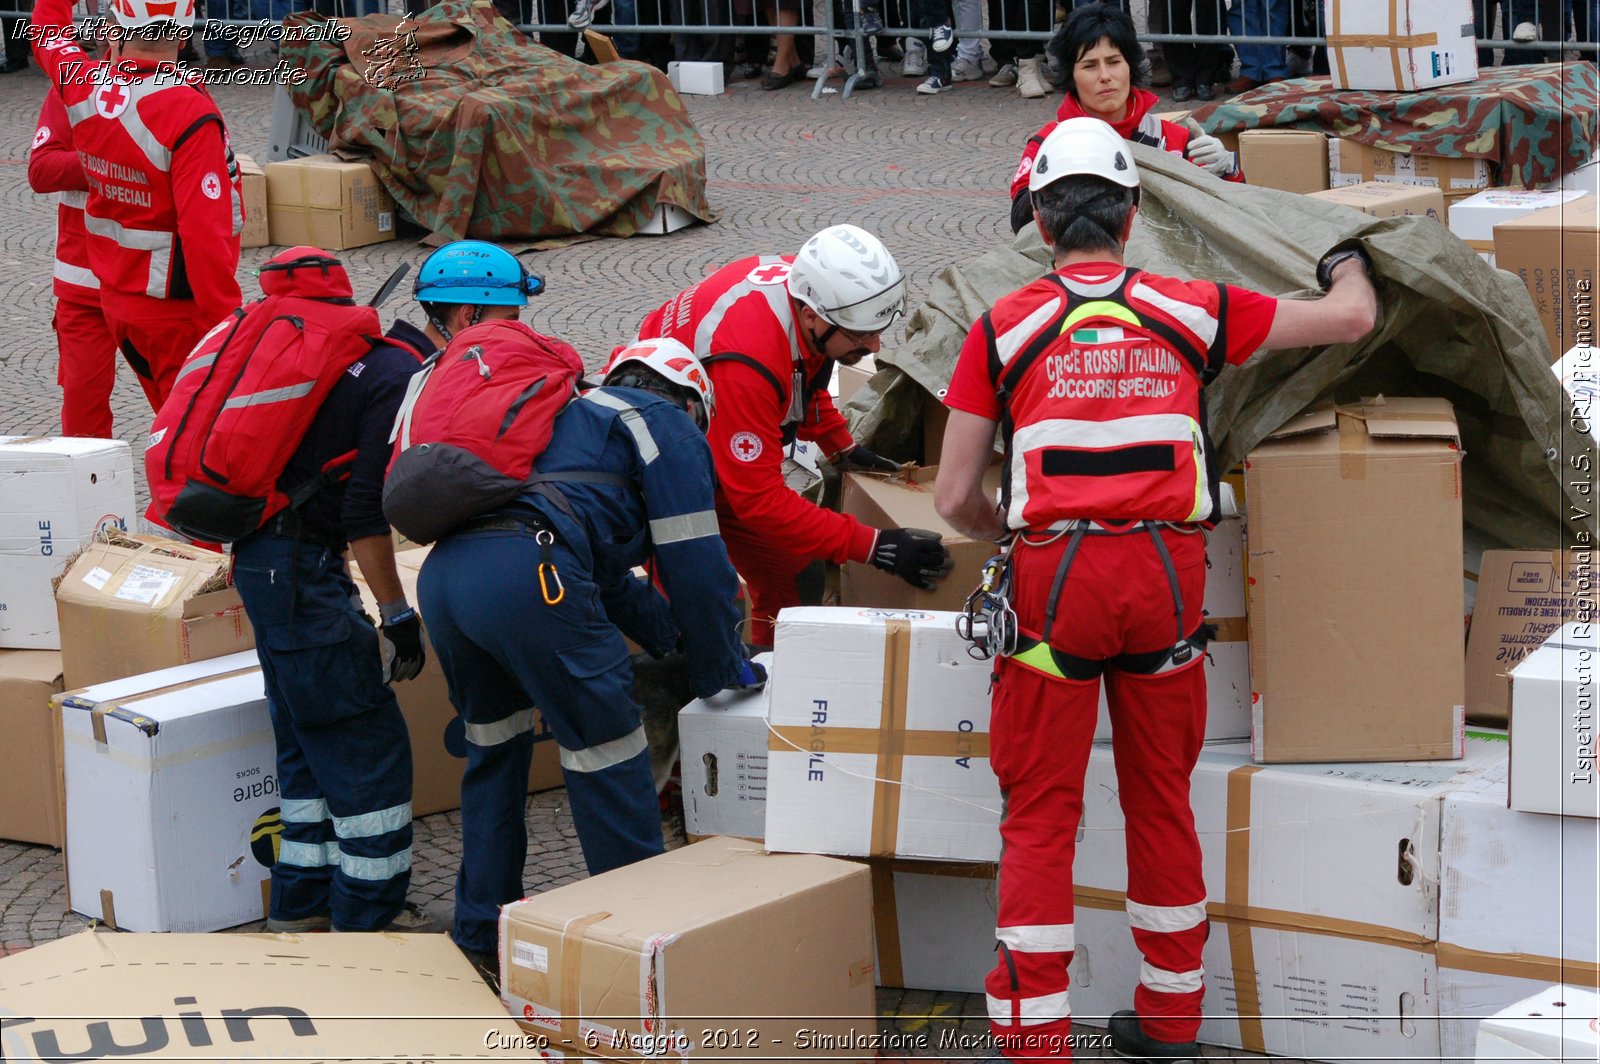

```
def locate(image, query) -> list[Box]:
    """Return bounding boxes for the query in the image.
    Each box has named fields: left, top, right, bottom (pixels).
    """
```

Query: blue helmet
left=414, top=240, right=545, bottom=306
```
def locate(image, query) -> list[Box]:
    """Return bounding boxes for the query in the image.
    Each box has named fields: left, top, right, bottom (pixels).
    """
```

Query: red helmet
left=606, top=338, right=716, bottom=424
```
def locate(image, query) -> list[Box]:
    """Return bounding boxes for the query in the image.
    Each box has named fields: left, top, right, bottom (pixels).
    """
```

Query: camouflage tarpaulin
left=845, top=142, right=1595, bottom=550
left=280, top=0, right=715, bottom=241
left=1189, top=62, right=1599, bottom=188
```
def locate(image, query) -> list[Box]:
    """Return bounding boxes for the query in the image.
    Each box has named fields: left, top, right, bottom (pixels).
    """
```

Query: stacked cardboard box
left=1447, top=188, right=1589, bottom=265
left=1494, top=196, right=1600, bottom=360
left=1507, top=623, right=1600, bottom=818
left=1239, top=130, right=1329, bottom=194
left=0, top=650, right=65, bottom=846
left=1464, top=549, right=1589, bottom=725
left=265, top=155, right=397, bottom=251
left=1307, top=180, right=1444, bottom=221
left=1324, top=0, right=1478, bottom=91
left=235, top=152, right=269, bottom=248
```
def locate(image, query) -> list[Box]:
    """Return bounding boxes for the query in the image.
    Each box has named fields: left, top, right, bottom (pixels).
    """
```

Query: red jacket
left=1010, top=87, right=1245, bottom=202
left=632, top=256, right=878, bottom=564
left=28, top=92, right=100, bottom=306
left=29, top=0, right=243, bottom=326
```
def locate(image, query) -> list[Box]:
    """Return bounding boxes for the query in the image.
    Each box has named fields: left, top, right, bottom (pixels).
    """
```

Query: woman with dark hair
left=1006, top=2, right=1242, bottom=233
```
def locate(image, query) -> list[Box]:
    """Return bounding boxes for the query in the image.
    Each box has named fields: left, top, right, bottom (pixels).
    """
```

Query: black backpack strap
left=523, top=470, right=633, bottom=524
left=701, top=352, right=787, bottom=405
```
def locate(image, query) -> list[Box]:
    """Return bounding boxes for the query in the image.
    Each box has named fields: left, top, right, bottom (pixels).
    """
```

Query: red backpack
left=145, top=248, right=402, bottom=543
left=384, top=318, right=604, bottom=545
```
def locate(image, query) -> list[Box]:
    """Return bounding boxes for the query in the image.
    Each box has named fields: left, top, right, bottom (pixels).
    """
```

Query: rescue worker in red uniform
left=934, top=120, right=1378, bottom=1062
left=28, top=89, right=118, bottom=439
left=630, top=224, right=953, bottom=645
left=30, top=0, right=243, bottom=413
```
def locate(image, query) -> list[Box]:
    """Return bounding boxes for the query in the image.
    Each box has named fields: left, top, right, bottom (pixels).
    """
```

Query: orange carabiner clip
left=535, top=529, right=565, bottom=605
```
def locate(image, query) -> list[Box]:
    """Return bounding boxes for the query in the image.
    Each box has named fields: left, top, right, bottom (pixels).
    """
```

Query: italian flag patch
left=1071, top=326, right=1125, bottom=343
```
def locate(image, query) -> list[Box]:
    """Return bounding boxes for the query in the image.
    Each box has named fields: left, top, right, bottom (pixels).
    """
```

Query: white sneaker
left=1512, top=20, right=1539, bottom=41
left=1016, top=55, right=1047, bottom=98
left=916, top=74, right=952, bottom=93
left=980, top=55, right=998, bottom=76
left=989, top=61, right=1017, bottom=87
left=901, top=39, right=927, bottom=76
left=951, top=56, right=982, bottom=81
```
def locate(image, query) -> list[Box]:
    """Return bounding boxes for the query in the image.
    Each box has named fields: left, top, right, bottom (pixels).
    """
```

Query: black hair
left=1048, top=2, right=1147, bottom=101
left=1033, top=174, right=1138, bottom=257
left=605, top=364, right=707, bottom=429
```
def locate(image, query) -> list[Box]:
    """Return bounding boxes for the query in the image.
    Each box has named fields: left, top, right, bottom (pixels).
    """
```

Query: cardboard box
left=1245, top=398, right=1465, bottom=763
left=1557, top=157, right=1600, bottom=197
left=1494, top=195, right=1600, bottom=361
left=1555, top=345, right=1600, bottom=449
left=1329, top=138, right=1491, bottom=194
left=1238, top=129, right=1329, bottom=194
left=678, top=653, right=771, bottom=841
left=1095, top=514, right=1250, bottom=741
left=0, top=649, right=64, bottom=846
left=867, top=857, right=998, bottom=993
left=1508, top=623, right=1600, bottom=817
left=637, top=202, right=697, bottom=236
left=839, top=465, right=1001, bottom=614
left=54, top=534, right=253, bottom=690
left=265, top=155, right=396, bottom=251
left=499, top=836, right=876, bottom=1059
left=351, top=547, right=561, bottom=817
left=1306, top=180, right=1445, bottom=221
left=1476, top=986, right=1600, bottom=1063
left=667, top=59, right=725, bottom=95
left=1324, top=0, right=1478, bottom=91
left=833, top=354, right=876, bottom=405
left=56, top=651, right=277, bottom=932
left=1465, top=550, right=1589, bottom=725
left=0, top=437, right=136, bottom=650
left=1448, top=187, right=1589, bottom=263
left=0, top=930, right=526, bottom=1063
left=235, top=151, right=268, bottom=248
left=764, top=607, right=1000, bottom=862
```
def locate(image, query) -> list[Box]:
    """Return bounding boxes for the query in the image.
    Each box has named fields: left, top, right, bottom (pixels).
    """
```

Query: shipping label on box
left=54, top=534, right=253, bottom=690
left=1329, top=138, right=1491, bottom=192
left=499, top=837, right=876, bottom=1059
left=1324, top=0, right=1478, bottom=91
left=56, top=651, right=277, bottom=932
left=0, top=437, right=136, bottom=650
left=1307, top=180, right=1445, bottom=221
left=1239, top=129, right=1329, bottom=194
left=679, top=654, right=771, bottom=842
left=765, top=607, right=1000, bottom=862
left=352, top=547, right=560, bottom=816
left=840, top=466, right=1001, bottom=614
left=1495, top=196, right=1600, bottom=361
left=0, top=931, right=526, bottom=1064
left=1465, top=549, right=1589, bottom=725
left=1245, top=398, right=1466, bottom=763
left=1508, top=624, right=1600, bottom=818
left=0, top=649, right=65, bottom=847
left=235, top=152, right=268, bottom=249
left=1069, top=900, right=1443, bottom=1060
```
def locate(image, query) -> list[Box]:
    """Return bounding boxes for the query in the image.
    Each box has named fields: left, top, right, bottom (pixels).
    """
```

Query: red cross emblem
left=747, top=262, right=790, bottom=286
left=729, top=431, right=763, bottom=462
left=95, top=82, right=130, bottom=119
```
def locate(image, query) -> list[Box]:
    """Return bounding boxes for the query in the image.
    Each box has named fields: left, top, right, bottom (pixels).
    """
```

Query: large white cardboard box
left=680, top=652, right=772, bottom=841
left=1475, top=986, right=1600, bottom=1063
left=764, top=607, right=1000, bottom=862
left=1075, top=737, right=1505, bottom=942
left=868, top=859, right=998, bottom=993
left=55, top=651, right=279, bottom=932
left=0, top=930, right=524, bottom=1062
left=1509, top=624, right=1600, bottom=818
left=1324, top=0, right=1477, bottom=91
left=0, top=437, right=136, bottom=649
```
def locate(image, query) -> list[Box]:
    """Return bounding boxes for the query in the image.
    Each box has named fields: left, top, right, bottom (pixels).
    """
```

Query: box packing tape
left=560, top=910, right=611, bottom=1050
left=1325, top=0, right=1440, bottom=88
left=867, top=857, right=997, bottom=988
left=767, top=619, right=989, bottom=857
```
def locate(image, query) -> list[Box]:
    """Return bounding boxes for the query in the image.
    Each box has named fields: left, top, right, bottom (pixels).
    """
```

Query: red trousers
left=986, top=525, right=1210, bottom=1059
left=719, top=515, right=817, bottom=647
left=53, top=298, right=117, bottom=439
left=103, top=295, right=217, bottom=413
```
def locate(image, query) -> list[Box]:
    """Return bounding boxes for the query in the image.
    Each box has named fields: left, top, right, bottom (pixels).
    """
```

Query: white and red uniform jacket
left=632, top=255, right=879, bottom=565
left=946, top=261, right=1276, bottom=530
left=1010, top=87, right=1245, bottom=206
left=28, top=91, right=101, bottom=306
left=29, top=0, right=243, bottom=326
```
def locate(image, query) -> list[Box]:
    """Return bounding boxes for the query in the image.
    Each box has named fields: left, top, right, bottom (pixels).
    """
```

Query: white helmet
left=787, top=224, right=909, bottom=334
left=1029, top=117, right=1141, bottom=194
left=606, top=337, right=716, bottom=425
left=110, top=0, right=198, bottom=28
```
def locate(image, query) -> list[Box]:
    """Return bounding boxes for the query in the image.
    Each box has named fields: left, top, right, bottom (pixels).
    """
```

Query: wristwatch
left=1316, top=246, right=1371, bottom=291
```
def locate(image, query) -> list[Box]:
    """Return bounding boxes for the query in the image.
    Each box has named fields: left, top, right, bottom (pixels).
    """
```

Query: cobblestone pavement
left=0, top=56, right=1263, bottom=1060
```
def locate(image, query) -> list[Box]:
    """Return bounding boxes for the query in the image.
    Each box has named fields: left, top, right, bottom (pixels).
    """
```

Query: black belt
left=453, top=511, right=555, bottom=537
left=264, top=509, right=344, bottom=552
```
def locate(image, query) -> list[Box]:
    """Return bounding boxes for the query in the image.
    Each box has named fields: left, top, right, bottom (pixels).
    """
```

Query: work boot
left=1016, top=55, right=1047, bottom=98
left=266, top=912, right=332, bottom=933
left=336, top=902, right=444, bottom=933
left=1109, top=1010, right=1203, bottom=1063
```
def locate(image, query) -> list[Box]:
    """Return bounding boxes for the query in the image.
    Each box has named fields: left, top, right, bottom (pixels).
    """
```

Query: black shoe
left=1109, top=1011, right=1203, bottom=1063
left=1194, top=82, right=1215, bottom=101
left=1172, top=84, right=1194, bottom=102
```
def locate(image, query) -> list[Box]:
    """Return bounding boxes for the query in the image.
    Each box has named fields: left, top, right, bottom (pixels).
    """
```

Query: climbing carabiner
left=535, top=529, right=565, bottom=605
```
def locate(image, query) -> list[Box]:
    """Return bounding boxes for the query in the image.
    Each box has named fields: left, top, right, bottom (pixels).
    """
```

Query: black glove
left=725, top=659, right=768, bottom=692
left=871, top=527, right=955, bottom=590
left=380, top=606, right=426, bottom=684
left=837, top=444, right=902, bottom=474
left=1316, top=244, right=1373, bottom=291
